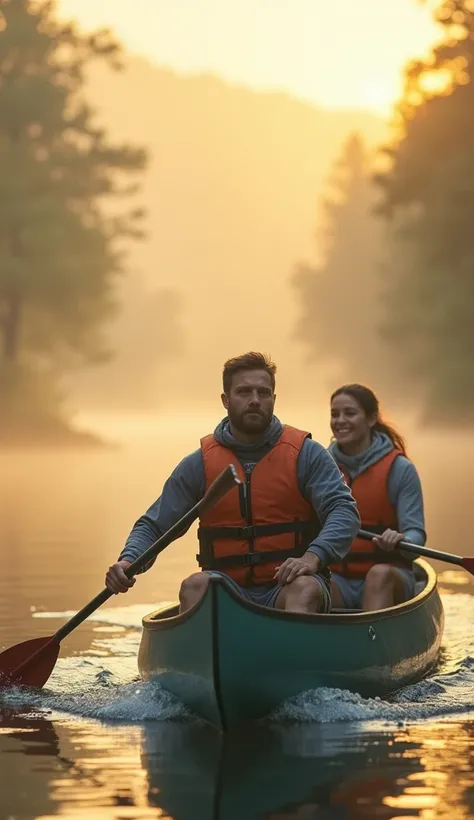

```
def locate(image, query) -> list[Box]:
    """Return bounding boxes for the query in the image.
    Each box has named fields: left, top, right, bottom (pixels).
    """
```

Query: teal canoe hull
left=137, top=559, right=444, bottom=730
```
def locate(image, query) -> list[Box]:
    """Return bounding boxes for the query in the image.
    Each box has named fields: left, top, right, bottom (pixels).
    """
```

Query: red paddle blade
left=461, top=557, right=474, bottom=577
left=0, top=636, right=59, bottom=689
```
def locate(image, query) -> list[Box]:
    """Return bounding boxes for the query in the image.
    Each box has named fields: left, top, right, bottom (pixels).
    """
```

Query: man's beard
left=227, top=405, right=272, bottom=435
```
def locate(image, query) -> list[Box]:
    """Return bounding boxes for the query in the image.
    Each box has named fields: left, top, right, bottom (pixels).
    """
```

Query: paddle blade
left=0, top=636, right=59, bottom=689
left=199, top=463, right=241, bottom=515
left=461, top=557, right=474, bottom=577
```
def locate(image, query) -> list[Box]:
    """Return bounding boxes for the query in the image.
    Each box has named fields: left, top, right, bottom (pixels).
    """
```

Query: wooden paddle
left=358, top=529, right=474, bottom=576
left=0, top=463, right=241, bottom=690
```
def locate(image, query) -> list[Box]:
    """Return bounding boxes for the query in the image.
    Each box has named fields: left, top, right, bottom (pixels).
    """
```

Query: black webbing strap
left=196, top=545, right=306, bottom=570
left=197, top=521, right=313, bottom=541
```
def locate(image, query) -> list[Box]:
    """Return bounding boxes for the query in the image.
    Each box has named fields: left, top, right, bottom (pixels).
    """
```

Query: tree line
left=2, top=0, right=471, bottom=441
left=293, top=0, right=474, bottom=425
left=0, top=0, right=183, bottom=443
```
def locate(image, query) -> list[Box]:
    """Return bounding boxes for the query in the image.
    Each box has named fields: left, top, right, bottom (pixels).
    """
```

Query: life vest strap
left=197, top=545, right=305, bottom=569
left=197, top=520, right=314, bottom=541
left=197, top=547, right=332, bottom=582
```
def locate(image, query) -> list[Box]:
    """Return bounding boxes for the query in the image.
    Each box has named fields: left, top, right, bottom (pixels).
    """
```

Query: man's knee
left=179, top=572, right=210, bottom=602
left=365, top=564, right=396, bottom=590
left=285, top=575, right=323, bottom=602
left=277, top=575, right=326, bottom=613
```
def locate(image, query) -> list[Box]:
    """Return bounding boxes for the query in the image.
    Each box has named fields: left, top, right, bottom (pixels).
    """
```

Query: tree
left=292, top=133, right=397, bottom=395
left=0, top=0, right=147, bottom=441
left=375, top=0, right=474, bottom=423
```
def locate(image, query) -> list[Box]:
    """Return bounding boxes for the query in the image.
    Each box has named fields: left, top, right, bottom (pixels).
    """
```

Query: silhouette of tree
left=0, top=0, right=147, bottom=440
left=293, top=133, right=396, bottom=393
left=375, top=0, right=474, bottom=423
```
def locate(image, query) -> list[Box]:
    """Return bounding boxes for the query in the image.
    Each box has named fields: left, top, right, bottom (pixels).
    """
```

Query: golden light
left=389, top=723, right=474, bottom=820
left=418, top=68, right=453, bottom=95
left=56, top=0, right=440, bottom=116
left=360, top=81, right=396, bottom=116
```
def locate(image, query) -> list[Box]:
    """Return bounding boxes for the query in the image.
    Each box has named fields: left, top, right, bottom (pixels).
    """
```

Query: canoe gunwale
left=141, top=558, right=438, bottom=631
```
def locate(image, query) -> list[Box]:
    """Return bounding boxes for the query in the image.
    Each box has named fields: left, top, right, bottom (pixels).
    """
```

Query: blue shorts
left=208, top=570, right=332, bottom=613
left=331, top=567, right=416, bottom=610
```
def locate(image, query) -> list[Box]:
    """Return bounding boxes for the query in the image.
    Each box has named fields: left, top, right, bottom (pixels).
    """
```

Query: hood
left=213, top=415, right=283, bottom=462
left=328, top=431, right=395, bottom=480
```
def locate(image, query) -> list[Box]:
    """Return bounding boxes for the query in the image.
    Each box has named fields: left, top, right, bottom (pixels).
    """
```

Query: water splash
left=1, top=669, right=189, bottom=722
left=270, top=593, right=474, bottom=725
left=4, top=593, right=473, bottom=726
left=2, top=602, right=189, bottom=722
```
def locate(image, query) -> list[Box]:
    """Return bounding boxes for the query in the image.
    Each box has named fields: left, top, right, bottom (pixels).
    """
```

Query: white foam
left=270, top=593, right=474, bottom=726
left=9, top=592, right=473, bottom=726
left=0, top=654, right=190, bottom=722
left=2, top=605, right=187, bottom=722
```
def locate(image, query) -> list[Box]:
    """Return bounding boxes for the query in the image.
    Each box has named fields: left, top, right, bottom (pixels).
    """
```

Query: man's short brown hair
left=222, top=352, right=276, bottom=394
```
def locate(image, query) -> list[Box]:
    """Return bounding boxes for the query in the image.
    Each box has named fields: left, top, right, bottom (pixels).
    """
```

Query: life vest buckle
left=236, top=525, right=258, bottom=539
left=242, top=552, right=265, bottom=566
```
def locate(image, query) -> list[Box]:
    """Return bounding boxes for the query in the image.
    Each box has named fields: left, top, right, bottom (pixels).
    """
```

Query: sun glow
left=57, top=0, right=439, bottom=116
left=360, top=80, right=399, bottom=116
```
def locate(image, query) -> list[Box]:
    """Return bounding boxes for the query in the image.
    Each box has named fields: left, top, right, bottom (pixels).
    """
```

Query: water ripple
left=1, top=593, right=472, bottom=726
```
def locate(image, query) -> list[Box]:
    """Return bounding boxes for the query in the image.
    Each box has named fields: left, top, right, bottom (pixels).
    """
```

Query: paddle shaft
left=52, top=464, right=240, bottom=643
left=358, top=529, right=464, bottom=566
left=52, top=518, right=187, bottom=642
left=8, top=464, right=240, bottom=681
left=8, top=520, right=202, bottom=675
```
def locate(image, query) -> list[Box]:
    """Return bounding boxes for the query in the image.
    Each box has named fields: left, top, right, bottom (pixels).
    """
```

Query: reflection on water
left=0, top=712, right=473, bottom=820
left=0, top=417, right=473, bottom=819
left=143, top=721, right=474, bottom=820
left=0, top=710, right=157, bottom=820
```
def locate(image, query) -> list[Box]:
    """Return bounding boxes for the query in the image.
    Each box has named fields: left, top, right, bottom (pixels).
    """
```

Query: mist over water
left=1, top=413, right=473, bottom=819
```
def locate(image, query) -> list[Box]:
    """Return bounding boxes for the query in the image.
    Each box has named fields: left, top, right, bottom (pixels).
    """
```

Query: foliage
left=375, top=0, right=474, bottom=422
left=0, top=0, right=147, bottom=439
left=293, top=133, right=396, bottom=395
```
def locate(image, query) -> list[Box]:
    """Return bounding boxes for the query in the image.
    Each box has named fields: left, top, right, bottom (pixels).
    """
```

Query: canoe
left=137, top=558, right=444, bottom=731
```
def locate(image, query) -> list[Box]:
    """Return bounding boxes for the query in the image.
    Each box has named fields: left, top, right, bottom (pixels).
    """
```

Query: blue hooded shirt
left=120, top=416, right=360, bottom=572
left=328, top=431, right=426, bottom=545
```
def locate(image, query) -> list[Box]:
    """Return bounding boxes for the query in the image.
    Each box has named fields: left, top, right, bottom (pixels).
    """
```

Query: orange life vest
left=330, top=448, right=413, bottom=578
left=197, top=425, right=321, bottom=586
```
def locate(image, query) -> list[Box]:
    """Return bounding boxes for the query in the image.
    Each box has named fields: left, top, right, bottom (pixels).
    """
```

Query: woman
left=328, top=384, right=425, bottom=611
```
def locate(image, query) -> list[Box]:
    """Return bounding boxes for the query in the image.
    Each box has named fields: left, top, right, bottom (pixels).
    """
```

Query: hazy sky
left=58, top=0, right=440, bottom=114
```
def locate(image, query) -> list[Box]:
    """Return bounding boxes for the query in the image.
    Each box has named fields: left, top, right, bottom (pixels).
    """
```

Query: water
left=1, top=416, right=473, bottom=819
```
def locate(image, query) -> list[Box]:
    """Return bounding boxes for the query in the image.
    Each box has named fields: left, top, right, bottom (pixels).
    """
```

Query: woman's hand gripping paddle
left=358, top=529, right=474, bottom=576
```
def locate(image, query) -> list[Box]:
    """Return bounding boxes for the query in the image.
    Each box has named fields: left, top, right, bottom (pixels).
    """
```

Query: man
left=105, top=352, right=360, bottom=614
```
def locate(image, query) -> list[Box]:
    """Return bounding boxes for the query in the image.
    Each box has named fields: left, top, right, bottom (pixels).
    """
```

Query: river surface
left=1, top=413, right=473, bottom=819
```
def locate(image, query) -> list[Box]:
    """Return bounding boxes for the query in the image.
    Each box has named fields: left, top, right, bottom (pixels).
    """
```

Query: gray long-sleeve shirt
left=120, top=416, right=360, bottom=572
left=328, top=432, right=426, bottom=546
